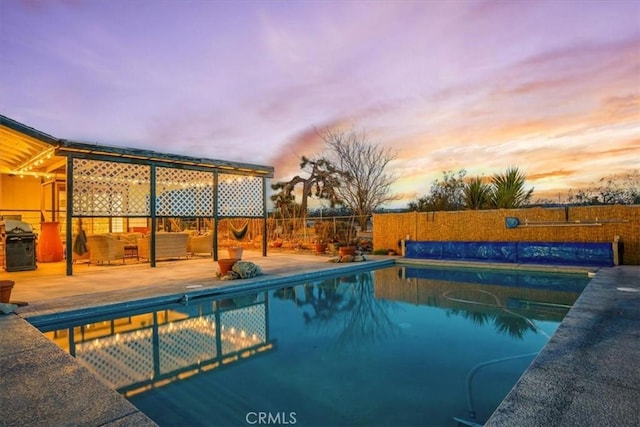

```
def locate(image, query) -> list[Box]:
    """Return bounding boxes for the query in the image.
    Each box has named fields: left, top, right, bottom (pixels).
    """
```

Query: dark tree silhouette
left=318, top=127, right=398, bottom=231
left=270, top=156, right=344, bottom=224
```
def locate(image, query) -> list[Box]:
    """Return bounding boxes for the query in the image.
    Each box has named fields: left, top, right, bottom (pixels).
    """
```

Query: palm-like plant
left=490, top=167, right=534, bottom=208
left=464, top=176, right=491, bottom=209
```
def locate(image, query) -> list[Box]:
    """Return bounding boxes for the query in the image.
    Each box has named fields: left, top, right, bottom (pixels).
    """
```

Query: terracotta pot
left=227, top=246, right=243, bottom=259
left=37, top=222, right=64, bottom=263
left=339, top=246, right=357, bottom=257
left=314, top=243, right=327, bottom=254
left=218, top=258, right=239, bottom=275
left=0, top=280, right=15, bottom=303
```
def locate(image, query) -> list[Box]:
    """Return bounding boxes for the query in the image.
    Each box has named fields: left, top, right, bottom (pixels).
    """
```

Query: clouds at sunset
left=1, top=0, right=638, bottom=207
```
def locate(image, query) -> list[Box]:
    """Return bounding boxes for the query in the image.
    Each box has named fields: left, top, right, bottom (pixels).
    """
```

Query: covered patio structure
left=0, top=115, right=274, bottom=276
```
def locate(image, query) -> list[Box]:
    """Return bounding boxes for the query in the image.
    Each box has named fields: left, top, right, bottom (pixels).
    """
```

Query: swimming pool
left=39, top=265, right=590, bottom=426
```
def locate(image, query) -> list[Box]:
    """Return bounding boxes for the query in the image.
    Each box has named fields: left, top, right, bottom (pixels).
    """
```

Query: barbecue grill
left=4, top=220, right=37, bottom=272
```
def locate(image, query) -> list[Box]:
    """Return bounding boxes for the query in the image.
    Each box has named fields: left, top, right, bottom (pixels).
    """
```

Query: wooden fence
left=372, top=205, right=640, bottom=265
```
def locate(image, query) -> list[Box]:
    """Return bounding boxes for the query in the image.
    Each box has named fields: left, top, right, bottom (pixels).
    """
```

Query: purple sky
left=2, top=0, right=639, bottom=207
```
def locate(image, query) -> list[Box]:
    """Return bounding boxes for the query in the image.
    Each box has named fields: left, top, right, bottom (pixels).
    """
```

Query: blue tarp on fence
left=405, top=240, right=613, bottom=267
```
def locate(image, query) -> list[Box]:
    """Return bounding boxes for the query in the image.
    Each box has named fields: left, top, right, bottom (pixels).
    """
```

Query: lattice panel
left=72, top=158, right=151, bottom=216
left=157, top=316, right=218, bottom=374
left=156, top=167, right=214, bottom=216
left=220, top=305, right=266, bottom=355
left=75, top=329, right=154, bottom=390
left=217, top=173, right=264, bottom=217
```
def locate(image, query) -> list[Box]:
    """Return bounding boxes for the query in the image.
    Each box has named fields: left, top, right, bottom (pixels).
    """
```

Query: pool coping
left=1, top=259, right=638, bottom=426
left=23, top=258, right=395, bottom=328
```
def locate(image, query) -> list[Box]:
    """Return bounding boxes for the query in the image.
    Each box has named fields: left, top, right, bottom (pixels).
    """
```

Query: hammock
left=229, top=220, right=249, bottom=240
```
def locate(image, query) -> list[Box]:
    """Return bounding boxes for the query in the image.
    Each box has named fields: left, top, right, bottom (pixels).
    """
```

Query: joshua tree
left=270, top=156, right=344, bottom=224
left=490, top=167, right=534, bottom=208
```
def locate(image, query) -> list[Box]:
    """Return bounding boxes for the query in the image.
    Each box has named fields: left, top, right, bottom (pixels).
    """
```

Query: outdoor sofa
left=85, top=234, right=126, bottom=265
left=189, top=233, right=213, bottom=255
left=138, top=232, right=189, bottom=261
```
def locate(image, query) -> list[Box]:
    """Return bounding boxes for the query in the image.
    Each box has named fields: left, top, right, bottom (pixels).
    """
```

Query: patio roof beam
left=56, top=139, right=274, bottom=177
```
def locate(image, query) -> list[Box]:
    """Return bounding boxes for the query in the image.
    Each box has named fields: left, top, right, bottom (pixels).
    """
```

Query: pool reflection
left=42, top=293, right=273, bottom=396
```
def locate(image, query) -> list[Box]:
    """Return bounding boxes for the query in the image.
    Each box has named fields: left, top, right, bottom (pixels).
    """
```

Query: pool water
left=39, top=265, right=589, bottom=426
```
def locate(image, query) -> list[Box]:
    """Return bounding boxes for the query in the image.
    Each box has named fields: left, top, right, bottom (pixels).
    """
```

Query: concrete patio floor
left=0, top=253, right=638, bottom=426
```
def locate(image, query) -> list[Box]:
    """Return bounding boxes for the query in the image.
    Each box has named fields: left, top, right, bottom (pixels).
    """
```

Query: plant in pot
left=0, top=280, right=15, bottom=303
left=337, top=215, right=358, bottom=256
left=313, top=221, right=332, bottom=254
left=314, top=239, right=328, bottom=254
left=227, top=245, right=243, bottom=259
left=217, top=258, right=238, bottom=276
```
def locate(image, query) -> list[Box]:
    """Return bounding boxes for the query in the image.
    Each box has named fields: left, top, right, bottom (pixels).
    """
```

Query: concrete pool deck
left=0, top=253, right=638, bottom=426
left=486, top=265, right=640, bottom=427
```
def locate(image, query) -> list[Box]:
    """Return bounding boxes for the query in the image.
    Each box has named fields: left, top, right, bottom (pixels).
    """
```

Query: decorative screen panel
left=72, top=158, right=151, bottom=216
left=156, top=167, right=214, bottom=216
left=220, top=304, right=266, bottom=355
left=158, top=316, right=218, bottom=375
left=217, top=173, right=263, bottom=217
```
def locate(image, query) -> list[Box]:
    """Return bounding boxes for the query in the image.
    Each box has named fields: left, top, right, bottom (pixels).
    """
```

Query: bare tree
left=318, top=127, right=397, bottom=231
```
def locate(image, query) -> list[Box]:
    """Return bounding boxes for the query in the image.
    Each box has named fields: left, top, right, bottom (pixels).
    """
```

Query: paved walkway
left=1, top=254, right=638, bottom=426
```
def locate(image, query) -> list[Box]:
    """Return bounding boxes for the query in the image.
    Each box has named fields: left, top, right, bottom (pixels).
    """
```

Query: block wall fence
left=372, top=205, right=640, bottom=265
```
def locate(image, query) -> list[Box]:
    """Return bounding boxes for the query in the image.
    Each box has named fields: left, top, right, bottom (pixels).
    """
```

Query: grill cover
left=5, top=220, right=34, bottom=235
left=4, top=220, right=37, bottom=271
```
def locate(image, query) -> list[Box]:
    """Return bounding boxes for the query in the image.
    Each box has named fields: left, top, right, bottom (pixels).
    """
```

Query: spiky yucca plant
left=464, top=176, right=491, bottom=209
left=490, top=167, right=534, bottom=208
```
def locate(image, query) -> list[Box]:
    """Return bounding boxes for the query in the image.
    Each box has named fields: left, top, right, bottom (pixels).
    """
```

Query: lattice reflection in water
left=72, top=158, right=151, bottom=216
left=75, top=329, right=154, bottom=390
left=217, top=173, right=264, bottom=217
left=155, top=167, right=214, bottom=216
left=220, top=305, right=267, bottom=355
left=60, top=301, right=267, bottom=394
left=158, top=316, right=219, bottom=374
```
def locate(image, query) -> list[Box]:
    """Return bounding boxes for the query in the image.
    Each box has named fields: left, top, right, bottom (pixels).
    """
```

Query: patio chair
left=86, top=235, right=126, bottom=265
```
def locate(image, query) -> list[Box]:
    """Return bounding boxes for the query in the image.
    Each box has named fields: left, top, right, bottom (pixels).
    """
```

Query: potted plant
left=217, top=258, right=238, bottom=276
left=0, top=280, right=15, bottom=303
left=338, top=214, right=358, bottom=256
left=314, top=239, right=328, bottom=254
left=227, top=246, right=243, bottom=259
left=338, top=245, right=357, bottom=257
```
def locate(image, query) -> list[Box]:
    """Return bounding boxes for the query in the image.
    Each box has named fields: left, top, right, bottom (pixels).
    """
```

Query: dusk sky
left=2, top=0, right=639, bottom=208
